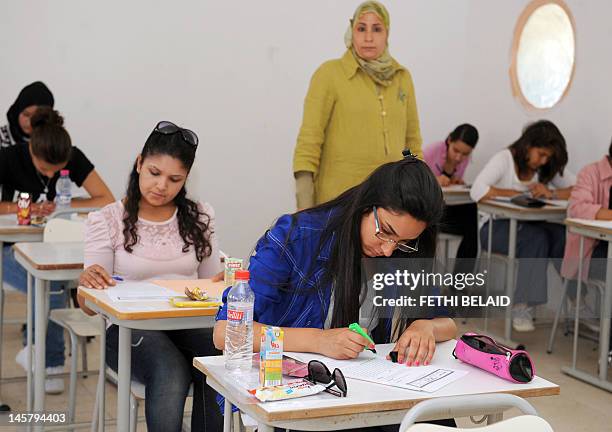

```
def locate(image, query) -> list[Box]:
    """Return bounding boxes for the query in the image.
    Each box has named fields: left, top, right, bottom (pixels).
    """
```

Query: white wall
left=1, top=0, right=610, bottom=258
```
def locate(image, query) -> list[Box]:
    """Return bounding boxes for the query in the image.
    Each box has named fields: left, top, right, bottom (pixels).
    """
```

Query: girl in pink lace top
left=78, top=121, right=223, bottom=432
left=84, top=199, right=219, bottom=281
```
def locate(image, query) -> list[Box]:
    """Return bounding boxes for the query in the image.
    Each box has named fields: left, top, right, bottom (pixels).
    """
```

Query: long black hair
left=30, top=107, right=72, bottom=164
left=122, top=125, right=213, bottom=262
left=290, top=155, right=444, bottom=333
left=509, top=120, right=568, bottom=184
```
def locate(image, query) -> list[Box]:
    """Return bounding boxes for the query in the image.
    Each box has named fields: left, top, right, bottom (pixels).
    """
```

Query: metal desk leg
left=98, top=318, right=106, bottom=432
left=33, top=277, right=47, bottom=431
left=26, top=273, right=33, bottom=412
left=504, top=219, right=517, bottom=343
left=484, top=217, right=493, bottom=332
left=223, top=399, right=232, bottom=432
left=0, top=240, right=4, bottom=385
left=117, top=326, right=132, bottom=432
left=599, top=243, right=612, bottom=380
left=572, top=237, right=585, bottom=369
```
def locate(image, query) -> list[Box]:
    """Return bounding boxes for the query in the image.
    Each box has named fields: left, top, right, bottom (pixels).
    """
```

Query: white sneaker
left=15, top=346, right=31, bottom=372
left=16, top=347, right=65, bottom=394
left=45, top=366, right=65, bottom=395
left=512, top=305, right=535, bottom=332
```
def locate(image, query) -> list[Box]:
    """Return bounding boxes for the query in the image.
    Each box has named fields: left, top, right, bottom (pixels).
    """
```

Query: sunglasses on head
left=306, top=360, right=347, bottom=397
left=154, top=121, right=199, bottom=147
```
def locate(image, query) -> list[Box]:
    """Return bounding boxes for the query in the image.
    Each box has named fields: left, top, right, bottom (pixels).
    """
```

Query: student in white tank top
left=471, top=120, right=575, bottom=333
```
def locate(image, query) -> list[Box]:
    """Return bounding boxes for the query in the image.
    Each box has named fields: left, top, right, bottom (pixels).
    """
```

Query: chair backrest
left=399, top=394, right=539, bottom=432
left=43, top=218, right=85, bottom=243
left=405, top=415, right=553, bottom=432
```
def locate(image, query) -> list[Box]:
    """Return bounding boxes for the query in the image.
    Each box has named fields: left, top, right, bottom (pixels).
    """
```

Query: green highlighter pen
left=348, top=322, right=377, bottom=354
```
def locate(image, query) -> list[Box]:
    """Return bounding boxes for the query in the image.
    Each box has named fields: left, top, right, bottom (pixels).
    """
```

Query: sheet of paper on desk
left=106, top=281, right=179, bottom=302
left=443, top=185, right=470, bottom=191
left=570, top=218, right=612, bottom=229
left=285, top=351, right=467, bottom=393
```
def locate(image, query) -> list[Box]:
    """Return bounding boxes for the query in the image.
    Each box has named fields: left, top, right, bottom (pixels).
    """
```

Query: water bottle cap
left=60, top=169, right=70, bottom=176
left=234, top=270, right=249, bottom=280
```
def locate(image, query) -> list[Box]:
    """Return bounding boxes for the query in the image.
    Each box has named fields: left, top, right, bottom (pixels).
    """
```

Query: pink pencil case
left=453, top=333, right=535, bottom=383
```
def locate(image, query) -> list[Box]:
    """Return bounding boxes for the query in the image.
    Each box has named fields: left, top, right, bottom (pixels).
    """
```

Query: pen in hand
left=348, top=322, right=377, bottom=354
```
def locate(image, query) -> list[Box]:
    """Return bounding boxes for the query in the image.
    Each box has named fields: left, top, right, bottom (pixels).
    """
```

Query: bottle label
left=227, top=309, right=245, bottom=322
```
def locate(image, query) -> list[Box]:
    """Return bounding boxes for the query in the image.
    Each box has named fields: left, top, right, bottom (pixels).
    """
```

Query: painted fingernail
left=415, top=360, right=419, bottom=366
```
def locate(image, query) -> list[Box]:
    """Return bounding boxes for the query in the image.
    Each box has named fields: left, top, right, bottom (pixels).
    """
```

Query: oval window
left=511, top=0, right=576, bottom=109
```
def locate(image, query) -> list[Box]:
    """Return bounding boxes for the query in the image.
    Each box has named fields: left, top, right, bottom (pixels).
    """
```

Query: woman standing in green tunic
left=293, top=1, right=422, bottom=210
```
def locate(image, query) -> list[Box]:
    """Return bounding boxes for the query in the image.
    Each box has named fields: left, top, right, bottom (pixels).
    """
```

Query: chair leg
left=0, top=286, right=6, bottom=382
left=90, top=384, right=99, bottom=432
left=68, top=330, right=79, bottom=424
left=81, top=336, right=89, bottom=375
left=548, top=278, right=569, bottom=353
left=130, top=395, right=138, bottom=432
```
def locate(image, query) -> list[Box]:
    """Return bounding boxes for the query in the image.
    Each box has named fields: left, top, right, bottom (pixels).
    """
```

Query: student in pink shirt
left=561, top=138, right=612, bottom=360
left=77, top=122, right=222, bottom=432
left=562, top=138, right=612, bottom=285
left=423, top=124, right=479, bottom=275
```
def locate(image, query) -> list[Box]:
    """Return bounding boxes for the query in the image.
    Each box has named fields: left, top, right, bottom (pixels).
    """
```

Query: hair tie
left=402, top=149, right=417, bottom=160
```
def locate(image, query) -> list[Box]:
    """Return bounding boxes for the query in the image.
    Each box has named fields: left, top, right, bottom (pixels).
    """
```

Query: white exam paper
left=284, top=351, right=466, bottom=393
left=106, top=281, right=178, bottom=302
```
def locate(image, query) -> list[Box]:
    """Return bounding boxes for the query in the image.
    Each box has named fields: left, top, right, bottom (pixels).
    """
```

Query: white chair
left=43, top=212, right=101, bottom=423
left=547, top=278, right=604, bottom=354
left=399, top=394, right=553, bottom=432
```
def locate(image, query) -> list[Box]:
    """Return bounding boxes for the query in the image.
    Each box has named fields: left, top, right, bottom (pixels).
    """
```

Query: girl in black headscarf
left=0, top=81, right=54, bottom=148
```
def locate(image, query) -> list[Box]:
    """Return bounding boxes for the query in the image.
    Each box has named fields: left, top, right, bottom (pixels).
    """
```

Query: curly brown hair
left=122, top=125, right=213, bottom=262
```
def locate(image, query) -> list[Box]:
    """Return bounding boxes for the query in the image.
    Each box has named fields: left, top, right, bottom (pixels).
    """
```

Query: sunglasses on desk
left=306, top=360, right=347, bottom=397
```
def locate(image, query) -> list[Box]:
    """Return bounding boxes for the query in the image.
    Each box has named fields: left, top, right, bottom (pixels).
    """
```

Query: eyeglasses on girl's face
left=372, top=206, right=419, bottom=253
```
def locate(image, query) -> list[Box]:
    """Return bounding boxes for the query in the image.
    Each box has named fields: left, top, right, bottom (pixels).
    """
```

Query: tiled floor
left=1, top=291, right=612, bottom=431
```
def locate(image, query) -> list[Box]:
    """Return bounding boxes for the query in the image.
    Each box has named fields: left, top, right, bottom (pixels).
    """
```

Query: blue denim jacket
left=217, top=209, right=335, bottom=329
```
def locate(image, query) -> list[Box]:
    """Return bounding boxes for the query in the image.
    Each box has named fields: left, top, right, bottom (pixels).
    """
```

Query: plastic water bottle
left=225, top=269, right=255, bottom=372
left=55, top=169, right=72, bottom=210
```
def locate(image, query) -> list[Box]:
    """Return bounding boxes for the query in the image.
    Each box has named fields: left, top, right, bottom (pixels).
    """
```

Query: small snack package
left=259, top=326, right=283, bottom=387
left=224, top=257, right=243, bottom=286
left=249, top=379, right=325, bottom=402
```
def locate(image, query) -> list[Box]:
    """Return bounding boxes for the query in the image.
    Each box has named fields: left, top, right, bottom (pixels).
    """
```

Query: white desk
left=194, top=341, right=559, bottom=432
left=79, top=279, right=226, bottom=432
left=12, top=241, right=83, bottom=429
left=0, top=214, right=44, bottom=393
left=477, top=201, right=567, bottom=346
left=563, top=218, right=612, bottom=392
left=442, top=186, right=472, bottom=206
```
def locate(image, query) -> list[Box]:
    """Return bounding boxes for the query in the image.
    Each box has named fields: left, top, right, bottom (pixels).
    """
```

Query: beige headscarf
left=344, top=1, right=400, bottom=87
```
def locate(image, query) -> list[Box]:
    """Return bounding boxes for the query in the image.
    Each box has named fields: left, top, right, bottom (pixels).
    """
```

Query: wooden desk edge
left=193, top=360, right=560, bottom=422
left=0, top=226, right=44, bottom=235
left=564, top=218, right=612, bottom=235
left=78, top=287, right=219, bottom=320
left=12, top=244, right=83, bottom=271
left=479, top=201, right=566, bottom=215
